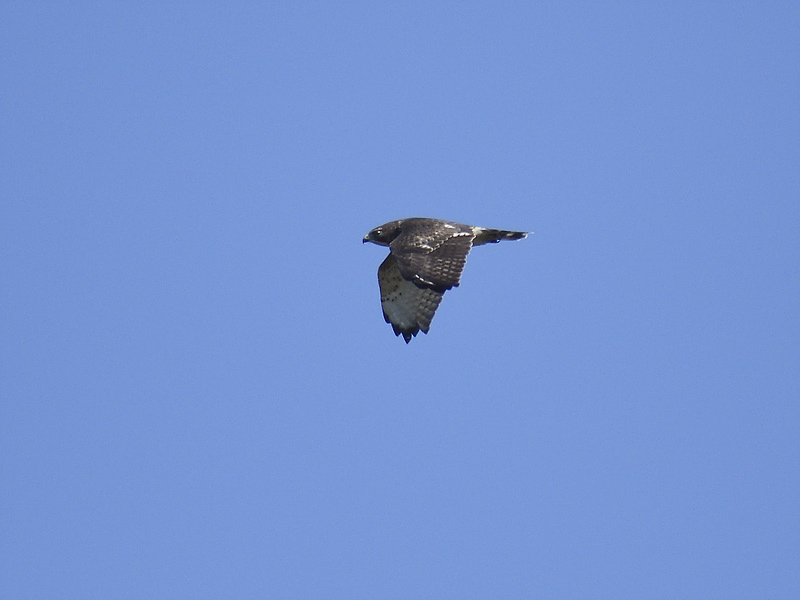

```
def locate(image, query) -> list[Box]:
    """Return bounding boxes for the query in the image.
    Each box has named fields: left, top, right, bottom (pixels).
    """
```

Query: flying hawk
left=363, top=218, right=529, bottom=342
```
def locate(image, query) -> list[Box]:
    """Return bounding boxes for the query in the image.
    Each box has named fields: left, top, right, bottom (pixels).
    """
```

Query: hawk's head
left=363, top=221, right=403, bottom=246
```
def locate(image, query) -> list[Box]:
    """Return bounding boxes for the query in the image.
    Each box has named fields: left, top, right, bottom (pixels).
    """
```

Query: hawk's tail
left=472, top=228, right=530, bottom=246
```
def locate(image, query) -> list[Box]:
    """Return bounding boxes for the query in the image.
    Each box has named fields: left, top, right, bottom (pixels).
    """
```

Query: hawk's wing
left=389, top=220, right=475, bottom=291
left=378, top=253, right=444, bottom=343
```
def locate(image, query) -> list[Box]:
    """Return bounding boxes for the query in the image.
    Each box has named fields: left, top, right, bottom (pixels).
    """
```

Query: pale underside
left=378, top=253, right=444, bottom=343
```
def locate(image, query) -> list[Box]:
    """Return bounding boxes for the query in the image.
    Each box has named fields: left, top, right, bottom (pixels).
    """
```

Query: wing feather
left=378, top=254, right=444, bottom=343
left=390, top=220, right=475, bottom=291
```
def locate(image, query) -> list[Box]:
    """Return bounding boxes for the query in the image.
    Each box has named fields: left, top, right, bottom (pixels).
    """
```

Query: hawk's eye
left=374, top=229, right=382, bottom=236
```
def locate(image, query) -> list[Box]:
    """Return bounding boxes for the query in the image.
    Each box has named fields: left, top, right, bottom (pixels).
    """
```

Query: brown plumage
left=363, top=218, right=529, bottom=342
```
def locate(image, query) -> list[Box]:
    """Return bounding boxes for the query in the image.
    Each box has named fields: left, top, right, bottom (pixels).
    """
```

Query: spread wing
left=389, top=220, right=476, bottom=291
left=378, top=254, right=444, bottom=343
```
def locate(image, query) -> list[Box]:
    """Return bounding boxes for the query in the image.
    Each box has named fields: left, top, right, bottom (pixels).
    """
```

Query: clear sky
left=2, top=3, right=798, bottom=598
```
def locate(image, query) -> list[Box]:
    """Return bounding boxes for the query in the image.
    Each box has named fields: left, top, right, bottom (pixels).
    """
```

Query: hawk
left=363, top=218, right=529, bottom=342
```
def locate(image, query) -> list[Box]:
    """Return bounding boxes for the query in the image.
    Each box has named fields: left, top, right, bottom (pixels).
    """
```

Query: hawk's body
left=363, top=218, right=528, bottom=342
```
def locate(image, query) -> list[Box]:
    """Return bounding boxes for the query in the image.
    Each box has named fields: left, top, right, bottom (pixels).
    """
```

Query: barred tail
left=472, top=228, right=530, bottom=245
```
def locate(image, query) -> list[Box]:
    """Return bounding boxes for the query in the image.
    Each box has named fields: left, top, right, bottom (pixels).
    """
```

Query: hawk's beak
left=362, top=235, right=369, bottom=243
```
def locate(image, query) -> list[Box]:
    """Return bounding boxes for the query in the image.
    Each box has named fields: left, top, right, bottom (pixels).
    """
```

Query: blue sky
left=2, top=3, right=798, bottom=598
